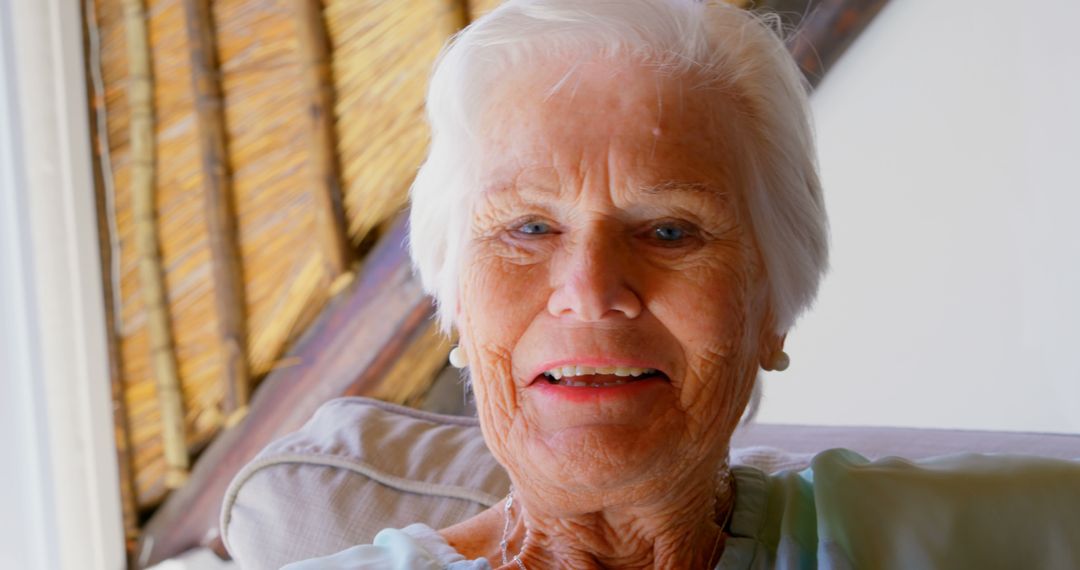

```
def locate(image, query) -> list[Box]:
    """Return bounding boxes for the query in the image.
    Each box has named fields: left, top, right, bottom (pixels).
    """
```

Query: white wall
left=0, top=51, right=57, bottom=569
left=758, top=0, right=1080, bottom=433
left=0, top=0, right=125, bottom=568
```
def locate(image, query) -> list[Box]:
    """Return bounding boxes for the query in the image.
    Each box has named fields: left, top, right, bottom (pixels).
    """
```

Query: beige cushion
left=221, top=398, right=510, bottom=568
left=221, top=397, right=1080, bottom=569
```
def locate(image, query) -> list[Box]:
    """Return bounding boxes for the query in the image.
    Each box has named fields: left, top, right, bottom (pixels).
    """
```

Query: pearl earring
left=449, top=346, right=468, bottom=369
left=768, top=350, right=790, bottom=372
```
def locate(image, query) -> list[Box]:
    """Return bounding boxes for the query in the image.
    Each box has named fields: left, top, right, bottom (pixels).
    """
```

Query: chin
left=524, top=421, right=686, bottom=495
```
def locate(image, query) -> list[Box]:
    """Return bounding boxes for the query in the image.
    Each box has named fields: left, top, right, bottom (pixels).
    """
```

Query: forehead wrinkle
left=477, top=63, right=740, bottom=206
left=479, top=167, right=563, bottom=200
left=480, top=178, right=730, bottom=207
left=639, top=180, right=729, bottom=200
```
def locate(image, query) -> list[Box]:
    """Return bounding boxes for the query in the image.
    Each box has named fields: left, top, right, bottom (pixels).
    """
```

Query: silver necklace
left=500, top=487, right=529, bottom=569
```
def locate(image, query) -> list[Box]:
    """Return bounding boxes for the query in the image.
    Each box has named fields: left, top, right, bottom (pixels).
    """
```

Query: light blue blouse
left=284, top=449, right=1080, bottom=569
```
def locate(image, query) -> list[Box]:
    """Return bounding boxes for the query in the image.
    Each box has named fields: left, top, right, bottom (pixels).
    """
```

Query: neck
left=505, top=467, right=733, bottom=570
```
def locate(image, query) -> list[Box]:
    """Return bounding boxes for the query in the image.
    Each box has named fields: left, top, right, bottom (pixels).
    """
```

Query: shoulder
left=281, top=523, right=493, bottom=570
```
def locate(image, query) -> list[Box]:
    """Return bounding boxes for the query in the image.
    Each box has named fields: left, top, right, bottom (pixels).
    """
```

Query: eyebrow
left=482, top=182, right=559, bottom=197
left=639, top=180, right=729, bottom=198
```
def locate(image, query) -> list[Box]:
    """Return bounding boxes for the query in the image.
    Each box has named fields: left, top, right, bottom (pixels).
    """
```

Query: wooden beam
left=754, top=0, right=892, bottom=88
left=455, top=0, right=472, bottom=26
left=123, top=0, right=190, bottom=488
left=182, top=0, right=252, bottom=421
left=137, top=215, right=435, bottom=566
left=294, top=0, right=352, bottom=278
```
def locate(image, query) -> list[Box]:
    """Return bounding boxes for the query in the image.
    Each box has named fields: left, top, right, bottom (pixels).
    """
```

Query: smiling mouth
left=539, top=365, right=669, bottom=387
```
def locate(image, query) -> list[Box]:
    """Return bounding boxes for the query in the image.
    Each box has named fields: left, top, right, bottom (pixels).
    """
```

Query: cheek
left=458, top=255, right=554, bottom=472
left=459, top=253, right=550, bottom=348
left=457, top=252, right=553, bottom=430
left=648, top=255, right=761, bottom=415
left=651, top=258, right=754, bottom=349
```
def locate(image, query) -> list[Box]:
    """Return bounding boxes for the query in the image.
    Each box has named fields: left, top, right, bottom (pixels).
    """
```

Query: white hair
left=408, top=0, right=828, bottom=336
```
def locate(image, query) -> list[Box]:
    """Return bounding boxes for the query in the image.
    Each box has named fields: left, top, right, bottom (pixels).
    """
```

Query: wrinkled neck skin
left=500, top=462, right=733, bottom=570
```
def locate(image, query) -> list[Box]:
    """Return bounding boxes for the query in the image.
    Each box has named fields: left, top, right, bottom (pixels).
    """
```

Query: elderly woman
left=277, top=0, right=1080, bottom=568
left=293, top=0, right=824, bottom=567
left=277, top=0, right=1080, bottom=566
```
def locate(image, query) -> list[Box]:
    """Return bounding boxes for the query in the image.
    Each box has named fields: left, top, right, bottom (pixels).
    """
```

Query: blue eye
left=517, top=221, right=552, bottom=235
left=653, top=223, right=686, bottom=241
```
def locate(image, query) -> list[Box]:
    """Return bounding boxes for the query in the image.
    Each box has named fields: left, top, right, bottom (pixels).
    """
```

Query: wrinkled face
left=457, top=58, right=778, bottom=501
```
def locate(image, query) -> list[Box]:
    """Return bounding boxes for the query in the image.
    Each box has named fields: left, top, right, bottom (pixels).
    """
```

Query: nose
left=546, top=225, right=643, bottom=321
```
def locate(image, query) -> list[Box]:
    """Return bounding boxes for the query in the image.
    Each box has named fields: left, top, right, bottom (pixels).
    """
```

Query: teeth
left=562, top=379, right=630, bottom=387
left=543, top=365, right=658, bottom=380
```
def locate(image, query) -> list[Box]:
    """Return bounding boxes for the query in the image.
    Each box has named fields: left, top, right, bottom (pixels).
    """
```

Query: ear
left=755, top=301, right=787, bottom=371
left=758, top=332, right=787, bottom=370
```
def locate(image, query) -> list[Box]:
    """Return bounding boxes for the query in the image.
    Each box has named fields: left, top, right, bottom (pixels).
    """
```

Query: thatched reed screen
left=85, top=0, right=488, bottom=546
